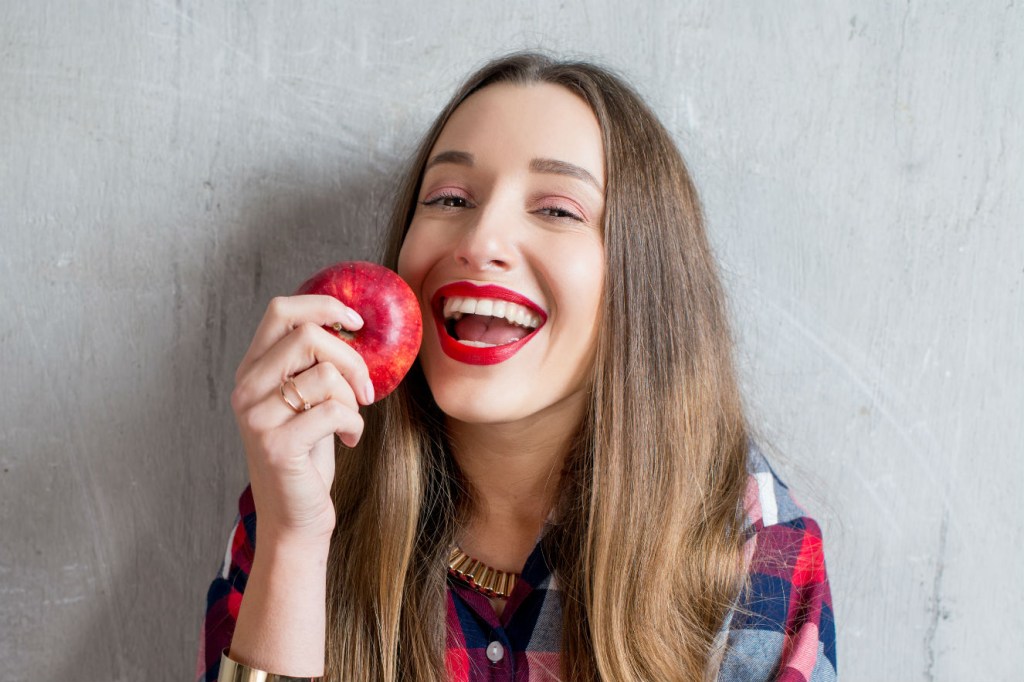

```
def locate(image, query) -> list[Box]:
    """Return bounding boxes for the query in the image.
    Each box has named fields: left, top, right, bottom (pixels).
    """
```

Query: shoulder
left=743, top=444, right=812, bottom=532
left=718, top=443, right=838, bottom=681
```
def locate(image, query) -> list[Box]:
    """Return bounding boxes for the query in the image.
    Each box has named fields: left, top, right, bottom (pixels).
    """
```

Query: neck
left=447, top=391, right=585, bottom=569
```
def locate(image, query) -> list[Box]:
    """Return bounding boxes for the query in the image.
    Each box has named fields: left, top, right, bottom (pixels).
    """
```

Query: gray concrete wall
left=2, top=2, right=1021, bottom=680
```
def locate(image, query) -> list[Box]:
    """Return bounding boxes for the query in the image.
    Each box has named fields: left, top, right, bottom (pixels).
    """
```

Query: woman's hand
left=230, top=294, right=375, bottom=547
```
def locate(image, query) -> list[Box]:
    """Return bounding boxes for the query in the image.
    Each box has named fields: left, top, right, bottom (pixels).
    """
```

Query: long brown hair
left=325, top=52, right=750, bottom=681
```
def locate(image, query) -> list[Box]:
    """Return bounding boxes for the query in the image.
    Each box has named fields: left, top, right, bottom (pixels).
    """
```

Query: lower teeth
left=456, top=340, right=496, bottom=348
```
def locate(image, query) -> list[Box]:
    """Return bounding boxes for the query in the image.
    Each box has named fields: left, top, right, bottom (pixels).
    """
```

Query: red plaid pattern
left=197, top=445, right=835, bottom=681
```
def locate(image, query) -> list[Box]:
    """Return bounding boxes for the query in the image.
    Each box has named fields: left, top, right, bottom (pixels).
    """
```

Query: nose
left=452, top=202, right=516, bottom=273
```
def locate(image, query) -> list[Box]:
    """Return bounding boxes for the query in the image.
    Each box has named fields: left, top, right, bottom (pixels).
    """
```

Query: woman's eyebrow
left=530, top=158, right=602, bottom=192
left=425, top=150, right=474, bottom=171
left=424, top=151, right=602, bottom=192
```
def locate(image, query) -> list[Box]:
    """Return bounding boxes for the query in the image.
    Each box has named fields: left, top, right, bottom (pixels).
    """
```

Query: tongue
left=454, top=314, right=529, bottom=345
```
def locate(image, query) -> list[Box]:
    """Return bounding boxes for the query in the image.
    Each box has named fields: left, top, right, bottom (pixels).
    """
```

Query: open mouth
left=431, top=283, right=546, bottom=365
left=442, top=296, right=542, bottom=347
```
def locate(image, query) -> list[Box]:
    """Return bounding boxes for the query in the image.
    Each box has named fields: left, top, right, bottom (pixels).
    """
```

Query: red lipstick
left=430, top=282, right=547, bottom=365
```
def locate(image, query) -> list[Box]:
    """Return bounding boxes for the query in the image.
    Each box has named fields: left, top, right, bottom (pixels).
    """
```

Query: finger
left=291, top=362, right=360, bottom=412
left=234, top=322, right=374, bottom=412
left=247, top=362, right=359, bottom=430
left=236, top=295, right=364, bottom=383
left=268, top=398, right=366, bottom=462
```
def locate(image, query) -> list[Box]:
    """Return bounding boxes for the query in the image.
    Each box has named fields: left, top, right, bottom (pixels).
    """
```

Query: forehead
left=431, top=82, right=606, bottom=186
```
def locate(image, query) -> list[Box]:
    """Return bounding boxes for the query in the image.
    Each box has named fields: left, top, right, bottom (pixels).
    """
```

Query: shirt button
left=486, top=641, right=504, bottom=662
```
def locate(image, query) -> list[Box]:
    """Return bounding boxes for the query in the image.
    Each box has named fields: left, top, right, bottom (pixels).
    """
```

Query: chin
left=417, top=343, right=592, bottom=429
left=428, top=378, right=531, bottom=425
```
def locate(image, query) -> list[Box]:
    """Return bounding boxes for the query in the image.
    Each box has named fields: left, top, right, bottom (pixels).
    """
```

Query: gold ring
left=280, top=378, right=311, bottom=413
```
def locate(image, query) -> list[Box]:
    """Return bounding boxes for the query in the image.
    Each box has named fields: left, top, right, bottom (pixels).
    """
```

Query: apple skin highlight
left=430, top=282, right=546, bottom=366
left=296, top=261, right=423, bottom=400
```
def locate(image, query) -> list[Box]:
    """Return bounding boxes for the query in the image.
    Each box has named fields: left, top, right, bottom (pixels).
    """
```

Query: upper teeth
left=443, top=296, right=542, bottom=328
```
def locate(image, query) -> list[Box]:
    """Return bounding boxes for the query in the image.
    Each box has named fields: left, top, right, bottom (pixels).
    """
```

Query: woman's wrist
left=249, top=494, right=337, bottom=552
left=256, top=525, right=334, bottom=561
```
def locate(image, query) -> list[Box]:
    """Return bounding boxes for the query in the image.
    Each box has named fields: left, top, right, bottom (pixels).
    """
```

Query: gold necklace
left=447, top=546, right=519, bottom=599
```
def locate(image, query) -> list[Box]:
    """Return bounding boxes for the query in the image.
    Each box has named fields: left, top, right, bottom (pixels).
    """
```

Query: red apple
left=295, top=261, right=422, bottom=400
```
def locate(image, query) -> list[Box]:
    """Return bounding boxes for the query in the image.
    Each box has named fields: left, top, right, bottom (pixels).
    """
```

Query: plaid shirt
left=197, top=445, right=836, bottom=681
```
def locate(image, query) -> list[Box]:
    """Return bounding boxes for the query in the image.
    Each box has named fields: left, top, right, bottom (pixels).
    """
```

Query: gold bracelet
left=219, top=649, right=323, bottom=682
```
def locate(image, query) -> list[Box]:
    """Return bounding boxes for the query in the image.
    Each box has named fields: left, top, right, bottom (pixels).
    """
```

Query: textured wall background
left=2, top=2, right=1021, bottom=680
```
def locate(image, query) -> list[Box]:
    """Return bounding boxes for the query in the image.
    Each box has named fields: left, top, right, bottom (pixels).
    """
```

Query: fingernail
left=346, top=309, right=364, bottom=328
left=363, top=380, right=375, bottom=405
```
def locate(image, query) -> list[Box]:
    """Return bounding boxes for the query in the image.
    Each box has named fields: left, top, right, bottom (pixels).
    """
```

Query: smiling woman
left=198, top=53, right=836, bottom=682
left=399, top=82, right=605, bottom=426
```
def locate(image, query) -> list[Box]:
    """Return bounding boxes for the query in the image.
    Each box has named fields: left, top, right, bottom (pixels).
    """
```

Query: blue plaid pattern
left=197, top=445, right=836, bottom=681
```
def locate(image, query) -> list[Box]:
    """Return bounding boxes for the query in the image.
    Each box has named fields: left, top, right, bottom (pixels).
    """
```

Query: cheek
left=561, top=244, right=605, bottom=325
left=569, top=248, right=605, bottom=368
left=397, top=224, right=429, bottom=288
left=541, top=239, right=604, bottom=365
left=397, top=222, right=449, bottom=340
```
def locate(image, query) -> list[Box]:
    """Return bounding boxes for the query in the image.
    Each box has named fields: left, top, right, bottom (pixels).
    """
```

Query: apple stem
left=329, top=323, right=357, bottom=342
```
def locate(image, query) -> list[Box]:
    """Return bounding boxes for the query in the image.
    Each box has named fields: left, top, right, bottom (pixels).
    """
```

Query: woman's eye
left=538, top=206, right=583, bottom=221
left=422, top=194, right=469, bottom=209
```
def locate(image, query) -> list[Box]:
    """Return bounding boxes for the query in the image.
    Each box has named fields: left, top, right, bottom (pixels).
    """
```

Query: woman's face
left=397, top=82, right=606, bottom=427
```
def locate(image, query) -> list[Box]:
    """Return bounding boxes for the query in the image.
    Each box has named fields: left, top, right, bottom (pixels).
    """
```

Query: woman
left=198, top=52, right=836, bottom=681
